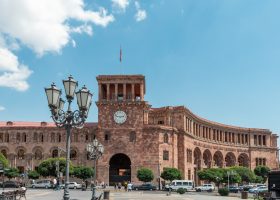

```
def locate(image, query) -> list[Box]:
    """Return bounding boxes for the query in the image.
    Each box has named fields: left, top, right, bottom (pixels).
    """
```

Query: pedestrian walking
left=127, top=182, right=133, bottom=192
left=53, top=178, right=57, bottom=190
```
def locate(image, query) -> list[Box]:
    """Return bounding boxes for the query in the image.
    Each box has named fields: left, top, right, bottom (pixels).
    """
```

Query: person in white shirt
left=127, top=182, right=133, bottom=192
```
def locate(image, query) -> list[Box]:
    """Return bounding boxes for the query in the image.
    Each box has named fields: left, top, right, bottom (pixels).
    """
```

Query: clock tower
left=96, top=75, right=150, bottom=128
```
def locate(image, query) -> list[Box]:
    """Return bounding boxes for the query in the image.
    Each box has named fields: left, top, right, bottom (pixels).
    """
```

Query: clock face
left=114, top=111, right=127, bottom=124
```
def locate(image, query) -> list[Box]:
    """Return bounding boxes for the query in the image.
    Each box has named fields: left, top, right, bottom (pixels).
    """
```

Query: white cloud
left=0, top=47, right=32, bottom=91
left=0, top=0, right=115, bottom=91
left=0, top=106, right=5, bottom=111
left=112, top=0, right=130, bottom=12
left=0, top=0, right=114, bottom=56
left=135, top=1, right=147, bottom=22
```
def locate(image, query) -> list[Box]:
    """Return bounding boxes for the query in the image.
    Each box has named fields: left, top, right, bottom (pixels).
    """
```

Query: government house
left=0, top=75, right=279, bottom=186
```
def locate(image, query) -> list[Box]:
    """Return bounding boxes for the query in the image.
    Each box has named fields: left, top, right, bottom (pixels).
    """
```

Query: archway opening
left=238, top=153, right=249, bottom=167
left=225, top=152, right=236, bottom=167
left=109, top=153, right=131, bottom=186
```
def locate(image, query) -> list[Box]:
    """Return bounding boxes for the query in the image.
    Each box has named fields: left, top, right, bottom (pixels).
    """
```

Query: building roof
left=0, top=121, right=98, bottom=128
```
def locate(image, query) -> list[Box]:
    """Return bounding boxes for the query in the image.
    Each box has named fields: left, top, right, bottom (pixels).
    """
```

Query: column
left=132, top=84, right=135, bottom=101
left=123, top=83, right=126, bottom=101
left=140, top=83, right=144, bottom=101
left=106, top=84, right=110, bottom=101
left=115, top=83, right=118, bottom=101
left=98, top=84, right=102, bottom=101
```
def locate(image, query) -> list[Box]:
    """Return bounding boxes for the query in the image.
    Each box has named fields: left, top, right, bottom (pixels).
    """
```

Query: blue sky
left=0, top=0, right=280, bottom=144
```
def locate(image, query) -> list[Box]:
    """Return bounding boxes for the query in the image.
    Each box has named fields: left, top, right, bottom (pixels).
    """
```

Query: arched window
left=129, top=132, right=136, bottom=142
left=16, top=132, right=21, bottom=142
left=105, top=131, right=110, bottom=141
left=33, top=132, right=38, bottom=142
left=22, top=133, right=27, bottom=142
left=1, top=150, right=7, bottom=158
left=58, top=134, right=61, bottom=143
left=164, top=133, right=169, bottom=143
left=70, top=149, right=77, bottom=160
left=0, top=133, right=3, bottom=143
left=17, top=149, right=25, bottom=159
left=40, top=133, right=44, bottom=142
left=52, top=149, right=58, bottom=158
left=34, top=149, right=43, bottom=160
left=85, top=133, right=89, bottom=142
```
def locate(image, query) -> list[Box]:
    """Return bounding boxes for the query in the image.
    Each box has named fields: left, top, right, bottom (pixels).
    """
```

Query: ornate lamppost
left=86, top=139, right=104, bottom=200
left=45, top=75, right=93, bottom=200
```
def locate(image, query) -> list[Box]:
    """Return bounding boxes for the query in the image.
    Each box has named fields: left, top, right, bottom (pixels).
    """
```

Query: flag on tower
left=120, top=46, right=122, bottom=63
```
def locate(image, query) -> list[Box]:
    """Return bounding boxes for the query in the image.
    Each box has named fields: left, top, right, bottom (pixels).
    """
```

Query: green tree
left=137, top=168, right=154, bottom=183
left=0, top=153, right=9, bottom=168
left=254, top=166, right=270, bottom=183
left=28, top=170, right=40, bottom=179
left=197, top=168, right=224, bottom=188
left=5, top=168, right=19, bottom=179
left=73, top=166, right=94, bottom=181
left=229, top=166, right=255, bottom=183
left=254, top=176, right=263, bottom=183
left=160, top=168, right=182, bottom=182
left=37, top=157, right=73, bottom=177
left=221, top=168, right=242, bottom=184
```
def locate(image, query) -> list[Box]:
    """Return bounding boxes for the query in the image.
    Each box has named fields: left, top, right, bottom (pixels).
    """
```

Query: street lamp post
left=56, top=147, right=66, bottom=180
left=86, top=139, right=104, bottom=200
left=227, top=170, right=236, bottom=190
left=45, top=75, right=93, bottom=200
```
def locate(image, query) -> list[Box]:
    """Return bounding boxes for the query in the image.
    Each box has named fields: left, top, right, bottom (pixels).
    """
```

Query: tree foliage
left=198, top=167, right=247, bottom=186
left=73, top=166, right=94, bottom=180
left=0, top=153, right=9, bottom=168
left=37, top=157, right=73, bottom=177
left=137, top=168, right=154, bottom=183
left=5, top=168, right=19, bottom=179
left=28, top=170, right=40, bottom=179
left=254, top=166, right=270, bottom=183
left=228, top=166, right=255, bottom=183
left=198, top=168, right=224, bottom=187
left=160, top=168, right=182, bottom=182
left=254, top=176, right=264, bottom=183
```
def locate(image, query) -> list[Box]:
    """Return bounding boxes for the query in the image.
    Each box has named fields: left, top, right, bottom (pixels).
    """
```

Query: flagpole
left=120, top=46, right=123, bottom=74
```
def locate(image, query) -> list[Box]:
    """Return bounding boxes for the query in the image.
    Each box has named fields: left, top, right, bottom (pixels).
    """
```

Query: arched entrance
left=109, top=153, right=131, bottom=186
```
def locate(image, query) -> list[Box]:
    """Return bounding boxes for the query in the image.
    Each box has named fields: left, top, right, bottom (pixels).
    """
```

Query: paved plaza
left=21, top=189, right=243, bottom=200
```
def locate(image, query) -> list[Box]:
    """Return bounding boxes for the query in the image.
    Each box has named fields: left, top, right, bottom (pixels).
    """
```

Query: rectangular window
left=254, top=135, right=257, bottom=145
left=163, top=150, right=169, bottom=160
left=263, top=135, right=266, bottom=146
left=188, top=170, right=191, bottom=180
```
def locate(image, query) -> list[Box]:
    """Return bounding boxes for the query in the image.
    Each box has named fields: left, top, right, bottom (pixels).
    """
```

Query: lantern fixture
left=76, top=85, right=93, bottom=111
left=45, top=83, right=61, bottom=109
left=63, top=75, right=78, bottom=100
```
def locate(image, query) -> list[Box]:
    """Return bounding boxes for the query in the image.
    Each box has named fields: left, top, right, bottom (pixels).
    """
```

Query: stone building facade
left=0, top=75, right=279, bottom=186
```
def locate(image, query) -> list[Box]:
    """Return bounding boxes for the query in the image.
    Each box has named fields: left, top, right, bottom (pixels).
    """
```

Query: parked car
left=165, top=180, right=194, bottom=191
left=0, top=181, right=19, bottom=188
left=31, top=180, right=53, bottom=189
left=132, top=183, right=157, bottom=191
left=68, top=182, right=82, bottom=189
left=249, top=186, right=268, bottom=193
left=195, top=184, right=215, bottom=192
left=228, top=186, right=239, bottom=193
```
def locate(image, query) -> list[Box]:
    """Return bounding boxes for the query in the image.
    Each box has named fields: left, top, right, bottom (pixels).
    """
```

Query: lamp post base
left=91, top=185, right=96, bottom=200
